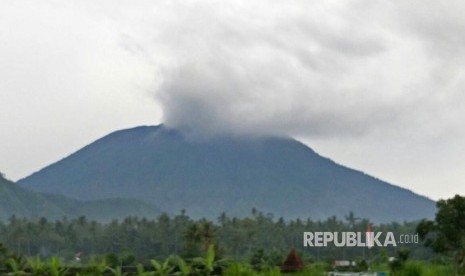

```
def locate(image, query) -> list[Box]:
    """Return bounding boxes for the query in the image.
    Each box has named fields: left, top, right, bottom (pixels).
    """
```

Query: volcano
left=19, top=125, right=435, bottom=222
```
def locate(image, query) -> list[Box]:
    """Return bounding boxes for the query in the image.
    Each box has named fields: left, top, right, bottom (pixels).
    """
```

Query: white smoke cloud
left=103, top=0, right=465, bottom=141
left=2, top=0, right=465, bottom=199
left=90, top=0, right=465, bottom=199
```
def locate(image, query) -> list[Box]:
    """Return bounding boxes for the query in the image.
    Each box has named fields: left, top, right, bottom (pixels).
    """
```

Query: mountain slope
left=0, top=173, right=65, bottom=220
left=0, top=173, right=160, bottom=221
left=19, top=125, right=436, bottom=222
left=42, top=194, right=161, bottom=222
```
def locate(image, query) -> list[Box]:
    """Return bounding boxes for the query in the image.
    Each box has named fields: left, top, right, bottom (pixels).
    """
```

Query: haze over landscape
left=2, top=0, right=465, bottom=201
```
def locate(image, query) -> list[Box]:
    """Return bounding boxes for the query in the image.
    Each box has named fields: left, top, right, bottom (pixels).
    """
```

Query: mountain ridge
left=0, top=173, right=65, bottom=220
left=0, top=173, right=160, bottom=221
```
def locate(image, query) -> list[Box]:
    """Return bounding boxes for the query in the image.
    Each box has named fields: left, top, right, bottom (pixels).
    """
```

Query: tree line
left=0, top=209, right=433, bottom=264
left=3, top=193, right=465, bottom=276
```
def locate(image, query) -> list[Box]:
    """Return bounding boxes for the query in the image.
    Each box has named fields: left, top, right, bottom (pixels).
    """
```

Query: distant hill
left=0, top=173, right=65, bottom=220
left=19, top=125, right=436, bottom=222
left=0, top=173, right=160, bottom=221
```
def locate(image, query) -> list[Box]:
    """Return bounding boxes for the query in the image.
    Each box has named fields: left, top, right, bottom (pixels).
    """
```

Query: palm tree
left=345, top=211, right=360, bottom=230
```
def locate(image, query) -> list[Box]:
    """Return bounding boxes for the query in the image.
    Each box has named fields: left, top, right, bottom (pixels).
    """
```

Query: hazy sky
left=1, top=0, right=464, bottom=200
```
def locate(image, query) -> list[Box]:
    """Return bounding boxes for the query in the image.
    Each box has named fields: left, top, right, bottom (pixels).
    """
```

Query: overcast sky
left=1, top=0, right=464, bottom=200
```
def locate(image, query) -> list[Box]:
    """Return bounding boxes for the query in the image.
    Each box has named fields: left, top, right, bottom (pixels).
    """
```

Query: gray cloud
left=132, top=1, right=401, bottom=137
left=2, top=0, right=465, bottom=199
left=134, top=0, right=465, bottom=199
left=135, top=0, right=465, bottom=141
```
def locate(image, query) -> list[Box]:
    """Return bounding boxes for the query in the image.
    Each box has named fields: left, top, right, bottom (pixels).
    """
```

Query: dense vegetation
left=417, top=195, right=465, bottom=274
left=0, top=210, right=431, bottom=265
left=2, top=199, right=465, bottom=275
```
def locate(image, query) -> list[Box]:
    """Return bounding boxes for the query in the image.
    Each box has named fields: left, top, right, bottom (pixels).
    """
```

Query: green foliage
left=290, top=264, right=327, bottom=276
left=172, top=256, right=192, bottom=276
left=48, top=257, right=69, bottom=276
left=401, top=261, right=423, bottom=276
left=150, top=258, right=174, bottom=276
left=106, top=249, right=136, bottom=268
left=26, top=256, right=68, bottom=276
left=0, top=240, right=460, bottom=276
left=0, top=211, right=432, bottom=264
left=224, top=262, right=281, bottom=276
left=354, top=259, right=368, bottom=272
left=5, top=257, right=28, bottom=276
left=417, top=194, right=465, bottom=271
left=106, top=254, right=120, bottom=268
left=81, top=257, right=107, bottom=275
left=250, top=249, right=282, bottom=272
left=224, top=262, right=255, bottom=276
left=0, top=243, right=26, bottom=274
left=421, top=262, right=455, bottom=276
left=387, top=261, right=455, bottom=276
left=136, top=263, right=151, bottom=276
left=191, top=244, right=220, bottom=275
left=28, top=256, right=48, bottom=275
left=390, top=248, right=411, bottom=274
left=183, top=220, right=218, bottom=258
left=107, top=266, right=128, bottom=276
